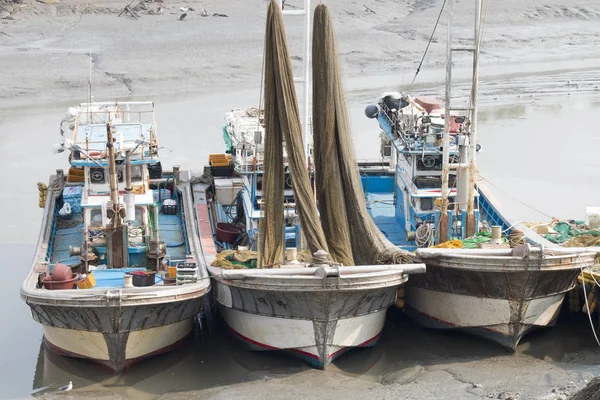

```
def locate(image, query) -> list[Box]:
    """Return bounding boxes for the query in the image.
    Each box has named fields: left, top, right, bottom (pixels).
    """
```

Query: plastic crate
left=210, top=165, right=234, bottom=177
left=209, top=154, right=232, bottom=167
left=77, top=272, right=96, bottom=289
left=162, top=204, right=177, bottom=215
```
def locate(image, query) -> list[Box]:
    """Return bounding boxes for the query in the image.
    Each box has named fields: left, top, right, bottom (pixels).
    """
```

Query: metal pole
left=107, top=123, right=119, bottom=211
left=106, top=123, right=126, bottom=268
left=276, top=0, right=311, bottom=168
left=221, top=263, right=426, bottom=280
left=466, top=0, right=482, bottom=237
left=438, top=0, right=453, bottom=244
left=302, top=0, right=311, bottom=168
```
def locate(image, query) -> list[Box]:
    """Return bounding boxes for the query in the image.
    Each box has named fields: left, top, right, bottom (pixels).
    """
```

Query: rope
left=509, top=229, right=525, bottom=248
left=411, top=0, right=447, bottom=84
left=579, top=256, right=600, bottom=347
left=416, top=223, right=435, bottom=248
left=479, top=174, right=554, bottom=220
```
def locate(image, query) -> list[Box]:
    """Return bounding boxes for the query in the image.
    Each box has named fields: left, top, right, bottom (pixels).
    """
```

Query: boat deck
left=366, top=192, right=416, bottom=252
left=51, top=224, right=85, bottom=266
left=47, top=189, right=187, bottom=288
left=158, top=208, right=187, bottom=261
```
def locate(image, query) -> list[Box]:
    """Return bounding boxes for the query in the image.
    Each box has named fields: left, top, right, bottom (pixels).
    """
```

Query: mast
left=88, top=50, right=93, bottom=122
left=274, top=0, right=311, bottom=253
left=276, top=0, right=311, bottom=167
left=465, top=0, right=482, bottom=237
left=438, top=0, right=453, bottom=243
left=106, top=122, right=127, bottom=268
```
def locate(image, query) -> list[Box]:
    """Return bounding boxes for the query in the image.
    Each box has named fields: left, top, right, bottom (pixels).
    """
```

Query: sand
left=2, top=0, right=600, bottom=111
left=1, top=0, right=600, bottom=398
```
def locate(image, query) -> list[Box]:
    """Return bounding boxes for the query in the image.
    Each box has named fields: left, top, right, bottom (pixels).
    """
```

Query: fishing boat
left=197, top=0, right=426, bottom=368
left=21, top=101, right=210, bottom=372
left=360, top=0, right=600, bottom=349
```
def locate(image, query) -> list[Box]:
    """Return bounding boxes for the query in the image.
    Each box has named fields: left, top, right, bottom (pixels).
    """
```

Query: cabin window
left=90, top=208, right=103, bottom=226
left=255, top=176, right=263, bottom=191
left=430, top=124, right=443, bottom=134
left=132, top=207, right=144, bottom=227
left=420, top=198, right=433, bottom=211
left=131, top=165, right=143, bottom=181
left=382, top=145, right=392, bottom=158
left=417, top=156, right=441, bottom=171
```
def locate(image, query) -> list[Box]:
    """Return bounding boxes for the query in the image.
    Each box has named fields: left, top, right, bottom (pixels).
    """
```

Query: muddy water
left=1, top=73, right=600, bottom=399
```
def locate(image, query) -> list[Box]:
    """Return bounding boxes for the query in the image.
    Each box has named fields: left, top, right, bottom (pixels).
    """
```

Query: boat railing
left=70, top=123, right=158, bottom=161
left=76, top=103, right=155, bottom=124
left=378, top=102, right=408, bottom=148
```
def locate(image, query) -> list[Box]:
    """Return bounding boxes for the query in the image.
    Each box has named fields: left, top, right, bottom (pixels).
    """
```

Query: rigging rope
left=411, top=0, right=447, bottom=84
left=478, top=174, right=554, bottom=220
left=579, top=255, right=600, bottom=348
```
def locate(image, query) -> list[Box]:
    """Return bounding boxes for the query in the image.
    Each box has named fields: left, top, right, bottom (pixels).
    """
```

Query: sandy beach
left=1, top=0, right=600, bottom=398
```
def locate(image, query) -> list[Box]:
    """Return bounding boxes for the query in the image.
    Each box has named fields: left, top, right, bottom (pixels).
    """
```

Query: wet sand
left=1, top=0, right=600, bottom=398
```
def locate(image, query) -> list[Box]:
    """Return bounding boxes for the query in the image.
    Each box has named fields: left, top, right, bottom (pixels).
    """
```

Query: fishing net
left=544, top=221, right=600, bottom=245
left=258, top=0, right=330, bottom=267
left=311, top=4, right=411, bottom=265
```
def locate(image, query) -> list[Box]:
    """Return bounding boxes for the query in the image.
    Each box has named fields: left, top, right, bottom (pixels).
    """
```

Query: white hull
left=405, top=287, right=564, bottom=349
left=220, top=306, right=385, bottom=367
left=43, top=319, right=194, bottom=370
left=23, top=183, right=211, bottom=372
left=208, top=264, right=412, bottom=368
left=408, top=246, right=598, bottom=349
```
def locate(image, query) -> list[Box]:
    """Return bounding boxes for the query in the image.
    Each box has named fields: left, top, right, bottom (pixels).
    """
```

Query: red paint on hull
left=227, top=323, right=383, bottom=365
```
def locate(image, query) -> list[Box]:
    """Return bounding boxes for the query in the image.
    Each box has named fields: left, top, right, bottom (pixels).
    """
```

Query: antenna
left=88, top=50, right=93, bottom=121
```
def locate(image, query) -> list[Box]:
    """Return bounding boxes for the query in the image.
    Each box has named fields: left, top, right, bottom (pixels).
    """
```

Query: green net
left=458, top=231, right=509, bottom=249
left=544, top=221, right=600, bottom=245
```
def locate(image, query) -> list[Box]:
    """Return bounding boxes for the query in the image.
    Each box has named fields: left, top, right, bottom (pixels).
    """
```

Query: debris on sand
left=119, top=0, right=165, bottom=18
left=364, top=5, right=375, bottom=13
left=179, top=12, right=186, bottom=20
left=212, top=12, right=227, bottom=17
left=0, top=6, right=11, bottom=18
left=570, top=377, right=600, bottom=400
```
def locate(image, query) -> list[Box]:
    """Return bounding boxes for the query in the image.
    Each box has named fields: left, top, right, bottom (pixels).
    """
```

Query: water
left=1, top=75, right=600, bottom=398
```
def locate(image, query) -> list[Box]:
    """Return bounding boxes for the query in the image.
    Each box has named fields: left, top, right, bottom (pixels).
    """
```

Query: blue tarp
left=90, top=268, right=163, bottom=288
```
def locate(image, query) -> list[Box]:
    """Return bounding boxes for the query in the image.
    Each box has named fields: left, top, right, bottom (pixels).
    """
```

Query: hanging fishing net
left=258, top=0, right=329, bottom=267
left=259, top=0, right=411, bottom=266
left=312, top=4, right=411, bottom=265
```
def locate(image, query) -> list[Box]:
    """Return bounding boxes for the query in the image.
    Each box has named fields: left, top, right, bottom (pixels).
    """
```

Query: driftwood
left=118, top=0, right=139, bottom=19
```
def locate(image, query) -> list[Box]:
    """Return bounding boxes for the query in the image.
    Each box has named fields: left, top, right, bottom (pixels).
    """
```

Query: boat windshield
left=79, top=124, right=144, bottom=151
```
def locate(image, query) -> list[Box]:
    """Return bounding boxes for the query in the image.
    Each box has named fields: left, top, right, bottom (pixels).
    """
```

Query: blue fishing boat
left=360, top=0, right=598, bottom=349
left=21, top=101, right=210, bottom=372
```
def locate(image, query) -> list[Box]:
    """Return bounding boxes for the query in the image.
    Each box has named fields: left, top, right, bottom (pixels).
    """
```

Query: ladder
left=439, top=0, right=484, bottom=242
